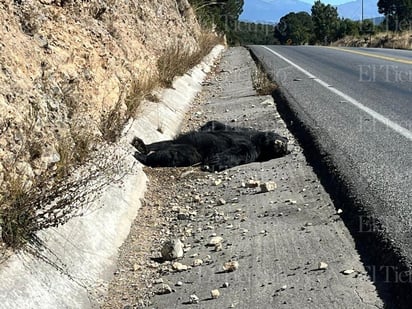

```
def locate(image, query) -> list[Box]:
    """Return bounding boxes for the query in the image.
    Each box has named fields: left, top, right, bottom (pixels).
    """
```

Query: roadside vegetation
left=251, top=63, right=277, bottom=96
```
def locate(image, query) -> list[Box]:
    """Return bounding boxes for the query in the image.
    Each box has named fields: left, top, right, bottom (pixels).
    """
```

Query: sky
left=299, top=0, right=351, bottom=4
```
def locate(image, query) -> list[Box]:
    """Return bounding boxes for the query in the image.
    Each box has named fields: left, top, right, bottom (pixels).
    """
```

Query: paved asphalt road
left=250, top=45, right=412, bottom=272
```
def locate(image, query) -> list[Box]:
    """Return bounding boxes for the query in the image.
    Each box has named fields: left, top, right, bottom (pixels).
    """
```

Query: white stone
left=161, top=239, right=184, bottom=261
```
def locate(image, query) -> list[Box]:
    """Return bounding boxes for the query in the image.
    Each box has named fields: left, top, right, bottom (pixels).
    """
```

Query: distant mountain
left=240, top=0, right=311, bottom=23
left=240, top=0, right=382, bottom=23
left=337, top=0, right=382, bottom=20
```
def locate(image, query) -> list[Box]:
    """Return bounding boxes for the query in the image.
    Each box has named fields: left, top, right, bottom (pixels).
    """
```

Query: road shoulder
left=103, top=47, right=386, bottom=308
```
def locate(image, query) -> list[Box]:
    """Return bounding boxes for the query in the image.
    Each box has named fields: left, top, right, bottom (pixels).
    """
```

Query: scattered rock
left=337, top=209, right=343, bottom=214
left=214, top=242, right=223, bottom=252
left=211, top=289, right=221, bottom=299
left=260, top=181, right=277, bottom=192
left=281, top=285, right=287, bottom=291
left=133, top=263, right=140, bottom=272
left=208, top=236, right=223, bottom=246
left=189, top=294, right=200, bottom=304
left=161, top=239, right=184, bottom=261
left=172, top=262, right=188, bottom=272
left=342, top=269, right=355, bottom=275
left=176, top=281, right=183, bottom=287
left=246, top=180, right=260, bottom=188
left=318, top=262, right=328, bottom=270
left=223, top=260, right=239, bottom=272
left=217, top=198, right=226, bottom=205
left=155, top=284, right=173, bottom=295
left=153, top=278, right=164, bottom=284
left=214, top=179, right=222, bottom=186
left=192, top=259, right=204, bottom=267
left=222, top=282, right=230, bottom=288
left=177, top=211, right=196, bottom=220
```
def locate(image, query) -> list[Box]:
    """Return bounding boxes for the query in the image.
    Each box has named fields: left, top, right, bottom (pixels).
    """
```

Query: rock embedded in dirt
left=161, top=239, right=184, bottom=261
left=318, top=262, right=328, bottom=270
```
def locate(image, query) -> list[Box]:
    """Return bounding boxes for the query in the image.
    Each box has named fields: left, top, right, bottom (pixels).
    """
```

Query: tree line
left=189, top=0, right=411, bottom=45
left=188, top=0, right=244, bottom=44
left=233, top=0, right=411, bottom=45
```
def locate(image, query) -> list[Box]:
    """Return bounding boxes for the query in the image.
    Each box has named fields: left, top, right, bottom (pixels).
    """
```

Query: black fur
left=132, top=121, right=288, bottom=172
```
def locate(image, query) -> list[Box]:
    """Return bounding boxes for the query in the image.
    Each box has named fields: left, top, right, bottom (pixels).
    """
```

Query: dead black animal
left=132, top=121, right=288, bottom=172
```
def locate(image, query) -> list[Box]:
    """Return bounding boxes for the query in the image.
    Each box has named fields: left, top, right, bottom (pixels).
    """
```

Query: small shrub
left=125, top=77, right=159, bottom=118
left=0, top=176, right=36, bottom=248
left=251, top=64, right=277, bottom=95
left=99, top=102, right=126, bottom=143
left=55, top=138, right=74, bottom=179
left=72, top=129, right=95, bottom=164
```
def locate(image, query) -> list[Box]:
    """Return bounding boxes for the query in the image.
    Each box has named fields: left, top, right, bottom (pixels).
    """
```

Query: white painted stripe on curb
left=261, top=46, right=412, bottom=141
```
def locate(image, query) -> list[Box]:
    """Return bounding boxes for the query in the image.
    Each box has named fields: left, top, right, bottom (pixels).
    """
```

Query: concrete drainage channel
left=0, top=45, right=225, bottom=309
left=248, top=48, right=409, bottom=308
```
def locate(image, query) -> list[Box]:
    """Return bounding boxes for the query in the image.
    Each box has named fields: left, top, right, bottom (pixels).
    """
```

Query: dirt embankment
left=0, top=0, right=201, bottom=199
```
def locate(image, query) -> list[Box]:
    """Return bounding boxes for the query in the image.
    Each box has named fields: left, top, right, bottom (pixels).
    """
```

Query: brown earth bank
left=0, top=0, right=203, bottom=211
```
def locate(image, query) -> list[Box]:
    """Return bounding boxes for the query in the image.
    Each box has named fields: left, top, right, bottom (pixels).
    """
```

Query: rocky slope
left=0, top=0, right=201, bottom=203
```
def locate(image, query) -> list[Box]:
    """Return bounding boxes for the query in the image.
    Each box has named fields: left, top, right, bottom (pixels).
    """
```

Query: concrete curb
left=0, top=44, right=225, bottom=309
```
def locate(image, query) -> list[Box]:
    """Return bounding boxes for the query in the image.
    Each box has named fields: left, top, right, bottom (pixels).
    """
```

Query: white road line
left=261, top=46, right=412, bottom=141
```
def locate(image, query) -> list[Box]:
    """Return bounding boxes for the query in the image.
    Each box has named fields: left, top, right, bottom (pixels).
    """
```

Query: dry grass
left=55, top=137, right=74, bottom=179
left=99, top=101, right=126, bottom=143
left=334, top=31, right=412, bottom=49
left=125, top=77, right=159, bottom=118
left=251, top=64, right=277, bottom=96
left=0, top=176, right=36, bottom=248
left=71, top=129, right=95, bottom=164
left=157, top=45, right=196, bottom=87
left=158, top=32, right=223, bottom=87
